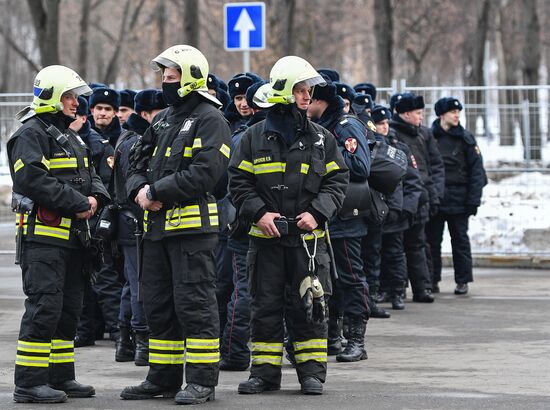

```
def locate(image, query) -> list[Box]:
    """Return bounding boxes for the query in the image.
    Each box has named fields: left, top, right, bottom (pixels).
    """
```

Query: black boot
left=120, top=380, right=179, bottom=400
left=115, top=326, right=135, bottom=362
left=336, top=317, right=368, bottom=362
left=391, top=290, right=405, bottom=310
left=49, top=380, right=95, bottom=398
left=134, top=331, right=149, bottom=366
left=412, top=289, right=435, bottom=303
left=175, top=383, right=215, bottom=404
left=367, top=294, right=391, bottom=318
left=14, top=385, right=67, bottom=403
left=327, top=314, right=343, bottom=355
left=300, top=376, right=323, bottom=395
left=238, top=377, right=280, bottom=394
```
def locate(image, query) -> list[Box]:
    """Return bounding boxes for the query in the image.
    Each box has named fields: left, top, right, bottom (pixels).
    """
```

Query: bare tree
left=374, top=0, right=393, bottom=85
left=77, top=0, right=92, bottom=78
left=26, top=0, right=60, bottom=66
left=183, top=0, right=200, bottom=48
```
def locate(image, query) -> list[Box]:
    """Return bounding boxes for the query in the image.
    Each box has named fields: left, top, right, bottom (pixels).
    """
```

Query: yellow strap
left=325, top=161, right=340, bottom=174
left=14, top=159, right=24, bottom=172
left=219, top=143, right=230, bottom=158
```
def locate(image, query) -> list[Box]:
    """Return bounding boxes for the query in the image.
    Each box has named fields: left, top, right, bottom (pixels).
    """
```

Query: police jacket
left=314, top=97, right=371, bottom=239
left=126, top=92, right=232, bottom=241
left=8, top=112, right=110, bottom=249
left=390, top=116, right=445, bottom=212
left=228, top=104, right=349, bottom=247
left=431, top=119, right=486, bottom=214
left=382, top=130, right=424, bottom=234
left=77, top=120, right=113, bottom=188
left=90, top=115, right=122, bottom=147
left=224, top=102, right=250, bottom=132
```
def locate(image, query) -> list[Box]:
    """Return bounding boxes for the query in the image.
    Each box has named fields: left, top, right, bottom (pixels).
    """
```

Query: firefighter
left=8, top=65, right=110, bottom=403
left=120, top=45, right=231, bottom=405
left=229, top=56, right=349, bottom=395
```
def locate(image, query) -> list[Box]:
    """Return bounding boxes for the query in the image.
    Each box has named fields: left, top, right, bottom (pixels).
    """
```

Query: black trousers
left=215, top=238, right=234, bottom=337
left=403, top=222, right=432, bottom=294
left=426, top=213, right=473, bottom=284
left=332, top=237, right=370, bottom=320
left=380, top=230, right=408, bottom=293
left=248, top=239, right=329, bottom=386
left=15, top=243, right=85, bottom=387
left=220, top=248, right=251, bottom=364
left=141, top=235, right=220, bottom=389
left=362, top=225, right=382, bottom=290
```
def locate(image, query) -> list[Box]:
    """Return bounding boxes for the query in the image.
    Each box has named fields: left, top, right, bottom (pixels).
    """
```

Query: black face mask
left=162, top=82, right=183, bottom=106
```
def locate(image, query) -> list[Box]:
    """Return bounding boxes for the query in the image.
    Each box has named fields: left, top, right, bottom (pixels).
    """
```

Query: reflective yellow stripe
left=84, top=157, right=89, bottom=168
left=254, top=162, right=286, bottom=174
left=192, top=138, right=202, bottom=149
left=143, top=210, right=149, bottom=233
left=51, top=339, right=74, bottom=349
left=41, top=156, right=50, bottom=170
left=183, top=147, right=193, bottom=157
left=14, top=159, right=24, bottom=172
left=293, top=339, right=327, bottom=351
left=17, top=340, right=50, bottom=353
left=149, top=339, right=185, bottom=350
left=165, top=217, right=201, bottom=230
left=152, top=146, right=158, bottom=156
left=149, top=353, right=184, bottom=365
left=168, top=205, right=200, bottom=219
left=251, top=355, right=283, bottom=366
left=238, top=160, right=254, bottom=173
left=207, top=203, right=218, bottom=214
left=49, top=157, right=78, bottom=169
left=301, top=163, right=310, bottom=174
left=186, top=354, right=220, bottom=364
left=165, top=147, right=172, bottom=157
left=16, top=355, right=50, bottom=367
left=33, top=225, right=70, bottom=240
left=294, top=352, right=327, bottom=364
left=219, top=143, right=230, bottom=158
left=325, top=161, right=340, bottom=174
left=49, top=352, right=74, bottom=363
left=186, top=338, right=219, bottom=349
left=251, top=342, right=284, bottom=352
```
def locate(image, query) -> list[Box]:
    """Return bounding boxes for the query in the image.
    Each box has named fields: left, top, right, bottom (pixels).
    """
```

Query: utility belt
left=249, top=217, right=326, bottom=239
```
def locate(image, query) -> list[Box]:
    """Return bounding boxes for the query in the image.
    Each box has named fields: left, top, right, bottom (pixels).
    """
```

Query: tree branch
left=0, top=25, right=41, bottom=72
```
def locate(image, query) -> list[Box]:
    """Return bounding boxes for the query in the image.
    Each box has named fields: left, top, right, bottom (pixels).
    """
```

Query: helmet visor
left=70, top=84, right=93, bottom=97
left=150, top=56, right=179, bottom=71
left=296, top=74, right=326, bottom=90
left=253, top=83, right=275, bottom=108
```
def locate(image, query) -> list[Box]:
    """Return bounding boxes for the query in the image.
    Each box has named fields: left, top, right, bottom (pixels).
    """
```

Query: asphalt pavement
left=0, top=241, right=549, bottom=409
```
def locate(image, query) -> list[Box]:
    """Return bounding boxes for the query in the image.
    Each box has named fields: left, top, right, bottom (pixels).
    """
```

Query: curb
left=443, top=255, right=550, bottom=269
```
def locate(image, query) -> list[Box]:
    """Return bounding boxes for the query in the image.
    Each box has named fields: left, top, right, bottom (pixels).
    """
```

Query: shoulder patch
left=344, top=138, right=357, bottom=153
left=367, top=120, right=377, bottom=132
left=474, top=145, right=481, bottom=155
left=410, top=154, right=418, bottom=169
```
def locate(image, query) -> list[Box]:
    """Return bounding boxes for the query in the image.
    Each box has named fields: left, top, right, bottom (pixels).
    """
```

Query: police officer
left=117, top=89, right=137, bottom=127
left=389, top=93, right=445, bottom=302
left=352, top=93, right=375, bottom=127
left=120, top=45, right=231, bottom=405
left=8, top=65, right=109, bottom=403
left=307, top=76, right=374, bottom=361
left=220, top=81, right=268, bottom=371
left=335, top=82, right=356, bottom=114
left=426, top=97, right=486, bottom=295
left=224, top=73, right=259, bottom=132
left=89, top=87, right=123, bottom=147
left=229, top=56, right=348, bottom=395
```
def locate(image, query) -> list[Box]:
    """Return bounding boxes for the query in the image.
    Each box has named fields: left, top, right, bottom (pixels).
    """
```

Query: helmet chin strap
left=267, top=95, right=295, bottom=104
left=34, top=102, right=63, bottom=114
left=178, top=78, right=206, bottom=97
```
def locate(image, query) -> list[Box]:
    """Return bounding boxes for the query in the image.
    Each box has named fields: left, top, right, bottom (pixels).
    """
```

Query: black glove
left=384, top=209, right=401, bottom=225
left=299, top=275, right=327, bottom=324
left=429, top=204, right=439, bottom=219
left=465, top=205, right=478, bottom=216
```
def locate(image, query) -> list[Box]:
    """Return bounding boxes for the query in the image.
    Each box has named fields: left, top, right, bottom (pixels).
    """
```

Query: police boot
left=367, top=294, right=391, bottom=318
left=336, top=317, right=367, bottom=362
left=49, top=380, right=95, bottom=398
left=391, top=290, right=405, bottom=310
left=134, top=331, right=149, bottom=366
left=174, top=383, right=215, bottom=405
left=120, top=380, right=179, bottom=400
left=327, top=314, right=343, bottom=355
left=115, top=326, right=135, bottom=362
left=13, top=385, right=67, bottom=403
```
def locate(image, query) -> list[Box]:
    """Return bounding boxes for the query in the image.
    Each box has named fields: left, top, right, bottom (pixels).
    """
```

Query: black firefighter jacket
left=8, top=112, right=110, bottom=249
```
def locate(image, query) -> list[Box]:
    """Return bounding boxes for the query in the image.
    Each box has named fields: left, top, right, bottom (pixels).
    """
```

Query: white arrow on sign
left=234, top=8, right=256, bottom=50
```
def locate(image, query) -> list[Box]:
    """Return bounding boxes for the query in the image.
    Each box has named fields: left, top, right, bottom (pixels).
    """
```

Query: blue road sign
left=224, top=2, right=265, bottom=51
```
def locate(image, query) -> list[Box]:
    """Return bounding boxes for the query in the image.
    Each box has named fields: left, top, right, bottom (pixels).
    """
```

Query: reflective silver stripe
left=293, top=339, right=327, bottom=351
left=186, top=338, right=219, bottom=349
left=251, top=342, right=284, bottom=352
left=251, top=355, right=282, bottom=366
left=294, top=352, right=327, bottom=363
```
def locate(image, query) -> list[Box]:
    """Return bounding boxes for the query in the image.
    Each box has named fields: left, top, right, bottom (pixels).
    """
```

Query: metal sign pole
left=243, top=49, right=250, bottom=73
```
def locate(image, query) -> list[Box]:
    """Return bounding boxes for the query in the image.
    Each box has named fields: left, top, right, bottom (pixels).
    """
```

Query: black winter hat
left=354, top=82, right=377, bottom=100
left=76, top=96, right=89, bottom=116
left=371, top=105, right=392, bottom=124
left=434, top=97, right=463, bottom=116
left=395, top=93, right=425, bottom=114
left=207, top=73, right=220, bottom=90
left=246, top=81, right=267, bottom=109
left=353, top=93, right=374, bottom=110
left=228, top=74, right=257, bottom=99
left=389, top=93, right=403, bottom=112
left=119, top=89, right=137, bottom=109
left=89, top=87, right=121, bottom=110
left=335, top=82, right=356, bottom=102
left=311, top=74, right=337, bottom=102
left=318, top=68, right=340, bottom=83
left=134, top=89, right=167, bottom=113
left=89, top=82, right=107, bottom=90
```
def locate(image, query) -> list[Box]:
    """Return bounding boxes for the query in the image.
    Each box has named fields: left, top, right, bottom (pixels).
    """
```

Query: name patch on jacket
left=253, top=156, right=272, bottom=164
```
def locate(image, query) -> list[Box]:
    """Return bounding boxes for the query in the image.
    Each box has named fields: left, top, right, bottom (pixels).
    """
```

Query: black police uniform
left=8, top=112, right=109, bottom=388
left=389, top=116, right=445, bottom=298
left=426, top=119, right=486, bottom=286
left=229, top=104, right=348, bottom=387
left=126, top=92, right=231, bottom=389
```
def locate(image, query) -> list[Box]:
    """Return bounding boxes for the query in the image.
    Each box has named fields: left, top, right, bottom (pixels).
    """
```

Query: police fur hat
left=89, top=82, right=108, bottom=90
left=311, top=74, right=337, bottom=102
left=246, top=81, right=267, bottom=109
left=335, top=82, right=356, bottom=102
left=207, top=73, right=221, bottom=90
left=119, top=89, right=137, bottom=109
left=134, top=89, right=167, bottom=113
left=218, top=78, right=228, bottom=92
left=228, top=74, right=258, bottom=99
left=371, top=105, right=392, bottom=124
left=434, top=97, right=463, bottom=116
left=395, top=93, right=425, bottom=114
left=76, top=96, right=89, bottom=116
left=89, top=87, right=121, bottom=110
left=353, top=82, right=377, bottom=101
left=389, top=93, right=403, bottom=113
left=353, top=93, right=374, bottom=110
left=318, top=68, right=340, bottom=83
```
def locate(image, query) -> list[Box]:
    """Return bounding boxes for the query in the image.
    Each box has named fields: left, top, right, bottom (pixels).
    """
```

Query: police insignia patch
left=344, top=138, right=357, bottom=153
left=410, top=154, right=418, bottom=169
left=475, top=145, right=481, bottom=155
left=107, top=155, right=114, bottom=168
left=367, top=120, right=377, bottom=132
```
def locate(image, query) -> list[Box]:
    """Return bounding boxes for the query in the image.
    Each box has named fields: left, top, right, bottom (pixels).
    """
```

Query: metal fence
left=0, top=86, right=549, bottom=255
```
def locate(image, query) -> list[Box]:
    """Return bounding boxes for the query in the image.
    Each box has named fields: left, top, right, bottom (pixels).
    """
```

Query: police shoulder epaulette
left=462, top=130, right=476, bottom=146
